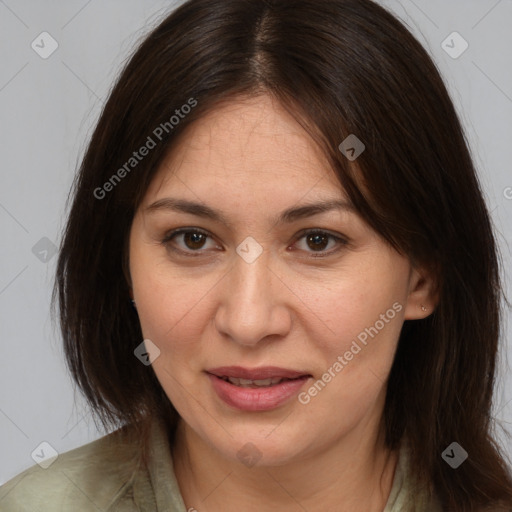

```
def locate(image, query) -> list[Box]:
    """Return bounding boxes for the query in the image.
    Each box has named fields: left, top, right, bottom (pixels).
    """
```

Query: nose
left=214, top=249, right=292, bottom=347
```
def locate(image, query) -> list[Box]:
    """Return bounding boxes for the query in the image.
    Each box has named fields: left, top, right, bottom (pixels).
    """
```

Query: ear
left=403, top=262, right=440, bottom=320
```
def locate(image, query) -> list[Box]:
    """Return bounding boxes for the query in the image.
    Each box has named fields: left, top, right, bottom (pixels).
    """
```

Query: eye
left=162, top=228, right=218, bottom=256
left=292, top=229, right=348, bottom=257
left=161, top=228, right=348, bottom=257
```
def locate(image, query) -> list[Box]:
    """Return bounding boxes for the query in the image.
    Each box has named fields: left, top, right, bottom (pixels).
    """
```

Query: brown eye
left=306, top=232, right=329, bottom=251
left=182, top=231, right=208, bottom=250
left=294, top=230, right=348, bottom=257
left=162, top=228, right=217, bottom=256
left=162, top=228, right=348, bottom=258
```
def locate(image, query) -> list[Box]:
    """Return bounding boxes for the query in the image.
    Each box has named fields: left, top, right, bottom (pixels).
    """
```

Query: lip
left=205, top=366, right=312, bottom=411
left=206, top=366, right=309, bottom=380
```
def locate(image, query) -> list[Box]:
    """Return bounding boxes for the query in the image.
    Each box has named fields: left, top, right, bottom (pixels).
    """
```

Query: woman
left=1, top=0, right=511, bottom=510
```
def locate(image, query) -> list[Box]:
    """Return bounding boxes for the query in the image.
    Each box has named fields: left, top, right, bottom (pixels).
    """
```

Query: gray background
left=1, top=0, right=511, bottom=484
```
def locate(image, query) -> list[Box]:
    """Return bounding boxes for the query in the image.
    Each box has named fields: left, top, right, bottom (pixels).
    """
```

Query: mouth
left=215, top=375, right=306, bottom=388
left=205, top=366, right=312, bottom=411
left=206, top=366, right=311, bottom=383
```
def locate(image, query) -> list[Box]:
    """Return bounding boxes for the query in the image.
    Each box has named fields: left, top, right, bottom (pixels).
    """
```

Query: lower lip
left=207, top=373, right=310, bottom=411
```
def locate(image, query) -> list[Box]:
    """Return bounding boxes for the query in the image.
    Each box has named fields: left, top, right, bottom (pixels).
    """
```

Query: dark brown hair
left=54, top=0, right=512, bottom=509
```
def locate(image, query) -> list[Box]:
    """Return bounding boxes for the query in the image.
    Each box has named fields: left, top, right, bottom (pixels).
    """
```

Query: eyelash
left=161, top=228, right=348, bottom=258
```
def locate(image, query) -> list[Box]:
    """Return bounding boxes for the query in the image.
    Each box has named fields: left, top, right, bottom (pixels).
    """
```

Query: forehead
left=145, top=94, right=344, bottom=200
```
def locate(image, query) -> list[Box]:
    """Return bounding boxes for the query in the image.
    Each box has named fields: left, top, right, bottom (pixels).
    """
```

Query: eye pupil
left=185, top=232, right=206, bottom=249
left=307, top=233, right=328, bottom=251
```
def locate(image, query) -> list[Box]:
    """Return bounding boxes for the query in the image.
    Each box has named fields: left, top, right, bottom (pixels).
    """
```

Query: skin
left=128, top=94, right=437, bottom=511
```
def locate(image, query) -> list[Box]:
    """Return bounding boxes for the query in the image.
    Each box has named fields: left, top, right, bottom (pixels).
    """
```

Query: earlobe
left=403, top=264, right=440, bottom=320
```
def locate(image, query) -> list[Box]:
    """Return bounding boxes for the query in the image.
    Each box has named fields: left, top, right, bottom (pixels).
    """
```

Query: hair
left=53, top=0, right=512, bottom=509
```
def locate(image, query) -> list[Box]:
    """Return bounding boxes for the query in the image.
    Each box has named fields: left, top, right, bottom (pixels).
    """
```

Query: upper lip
left=206, top=366, right=310, bottom=380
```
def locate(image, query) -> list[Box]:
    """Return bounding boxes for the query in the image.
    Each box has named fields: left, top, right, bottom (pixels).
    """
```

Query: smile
left=218, top=376, right=298, bottom=388
left=206, top=366, right=312, bottom=411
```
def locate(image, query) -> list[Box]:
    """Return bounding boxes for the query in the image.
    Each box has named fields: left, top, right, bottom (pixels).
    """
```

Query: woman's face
left=129, top=94, right=433, bottom=466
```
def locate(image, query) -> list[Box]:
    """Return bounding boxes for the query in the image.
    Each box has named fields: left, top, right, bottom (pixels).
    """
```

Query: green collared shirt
left=0, top=418, right=441, bottom=511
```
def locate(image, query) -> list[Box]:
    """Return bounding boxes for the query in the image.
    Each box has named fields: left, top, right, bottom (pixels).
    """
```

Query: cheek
left=134, top=276, right=209, bottom=406
left=297, top=265, right=408, bottom=400
left=299, top=265, right=407, bottom=351
left=135, top=276, right=207, bottom=350
left=129, top=231, right=209, bottom=342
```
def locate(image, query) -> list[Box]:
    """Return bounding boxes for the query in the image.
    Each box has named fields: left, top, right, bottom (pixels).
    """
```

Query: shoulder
left=0, top=425, right=143, bottom=511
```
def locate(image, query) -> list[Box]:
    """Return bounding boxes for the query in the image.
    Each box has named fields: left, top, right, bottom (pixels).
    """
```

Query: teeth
left=225, top=376, right=286, bottom=387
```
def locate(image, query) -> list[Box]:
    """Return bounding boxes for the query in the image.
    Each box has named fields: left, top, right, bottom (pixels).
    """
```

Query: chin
left=201, top=423, right=316, bottom=468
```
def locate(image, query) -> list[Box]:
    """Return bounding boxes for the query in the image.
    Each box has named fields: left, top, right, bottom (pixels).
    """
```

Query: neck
left=172, top=418, right=399, bottom=512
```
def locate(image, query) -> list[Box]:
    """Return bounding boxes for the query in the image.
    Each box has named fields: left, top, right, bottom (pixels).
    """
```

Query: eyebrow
left=145, top=197, right=357, bottom=226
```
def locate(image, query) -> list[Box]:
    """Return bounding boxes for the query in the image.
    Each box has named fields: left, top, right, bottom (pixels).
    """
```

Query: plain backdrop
left=1, top=0, right=511, bottom=484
